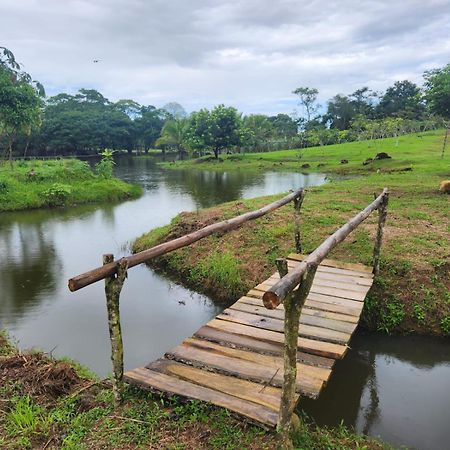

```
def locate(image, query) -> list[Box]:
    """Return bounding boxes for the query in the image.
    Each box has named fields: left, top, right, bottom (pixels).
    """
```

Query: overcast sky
left=1, top=0, right=449, bottom=115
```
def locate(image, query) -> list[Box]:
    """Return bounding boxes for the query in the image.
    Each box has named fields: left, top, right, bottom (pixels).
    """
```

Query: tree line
left=1, top=47, right=449, bottom=160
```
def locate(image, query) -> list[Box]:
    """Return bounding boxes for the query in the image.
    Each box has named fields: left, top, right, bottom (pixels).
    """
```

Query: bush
left=95, top=149, right=115, bottom=179
left=40, top=183, right=72, bottom=207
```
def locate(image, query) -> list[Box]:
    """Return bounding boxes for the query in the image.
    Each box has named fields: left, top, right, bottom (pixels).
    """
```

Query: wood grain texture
left=125, top=253, right=374, bottom=428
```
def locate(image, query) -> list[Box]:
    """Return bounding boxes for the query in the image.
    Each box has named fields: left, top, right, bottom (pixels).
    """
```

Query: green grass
left=0, top=335, right=388, bottom=449
left=161, top=130, right=447, bottom=177
left=0, top=159, right=142, bottom=212
left=135, top=130, right=450, bottom=335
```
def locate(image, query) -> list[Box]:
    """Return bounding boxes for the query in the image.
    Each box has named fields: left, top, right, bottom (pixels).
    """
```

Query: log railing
left=266, top=188, right=389, bottom=448
left=68, top=188, right=306, bottom=403
left=67, top=186, right=389, bottom=449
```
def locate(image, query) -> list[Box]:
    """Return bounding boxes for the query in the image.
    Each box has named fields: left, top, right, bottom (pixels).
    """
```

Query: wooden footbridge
left=68, top=187, right=389, bottom=447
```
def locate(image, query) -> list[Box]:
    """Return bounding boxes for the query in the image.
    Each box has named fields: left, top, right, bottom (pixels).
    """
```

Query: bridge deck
left=124, top=254, right=374, bottom=427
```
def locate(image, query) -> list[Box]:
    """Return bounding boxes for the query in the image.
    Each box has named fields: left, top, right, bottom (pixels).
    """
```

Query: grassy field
left=0, top=159, right=141, bottom=212
left=0, top=333, right=389, bottom=450
left=162, top=130, right=446, bottom=176
left=135, top=130, right=450, bottom=336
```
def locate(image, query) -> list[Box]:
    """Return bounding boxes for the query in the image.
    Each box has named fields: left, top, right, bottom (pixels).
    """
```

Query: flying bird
left=93, top=59, right=100, bottom=63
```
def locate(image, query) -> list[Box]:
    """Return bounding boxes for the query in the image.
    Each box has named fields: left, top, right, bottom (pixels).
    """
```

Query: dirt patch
left=0, top=352, right=84, bottom=404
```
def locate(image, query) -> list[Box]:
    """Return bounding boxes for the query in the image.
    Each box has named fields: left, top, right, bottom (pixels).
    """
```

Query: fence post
left=372, top=191, right=389, bottom=276
left=103, top=254, right=128, bottom=404
left=293, top=191, right=305, bottom=254
left=277, top=260, right=317, bottom=449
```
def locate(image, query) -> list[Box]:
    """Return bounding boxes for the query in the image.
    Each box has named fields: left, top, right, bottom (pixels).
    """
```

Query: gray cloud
left=1, top=0, right=449, bottom=114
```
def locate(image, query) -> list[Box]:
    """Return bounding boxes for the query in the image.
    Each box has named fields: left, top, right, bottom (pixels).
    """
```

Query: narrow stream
left=0, top=156, right=448, bottom=449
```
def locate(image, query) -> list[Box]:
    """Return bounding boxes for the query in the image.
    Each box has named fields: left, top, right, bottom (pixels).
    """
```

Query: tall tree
left=292, top=86, right=319, bottom=122
left=424, top=63, right=450, bottom=119
left=325, top=94, right=356, bottom=130
left=155, top=118, right=190, bottom=157
left=0, top=47, right=43, bottom=163
left=268, top=114, right=298, bottom=139
left=207, top=105, right=242, bottom=158
left=243, top=114, right=274, bottom=149
left=377, top=80, right=424, bottom=119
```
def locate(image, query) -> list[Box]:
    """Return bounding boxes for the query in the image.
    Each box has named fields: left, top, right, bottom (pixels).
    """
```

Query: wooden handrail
left=263, top=188, right=389, bottom=309
left=68, top=187, right=305, bottom=292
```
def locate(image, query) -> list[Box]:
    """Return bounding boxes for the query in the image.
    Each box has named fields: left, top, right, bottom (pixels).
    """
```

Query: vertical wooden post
left=442, top=127, right=449, bottom=159
left=293, top=191, right=305, bottom=254
left=103, top=254, right=128, bottom=404
left=372, top=191, right=389, bottom=276
left=277, top=261, right=317, bottom=449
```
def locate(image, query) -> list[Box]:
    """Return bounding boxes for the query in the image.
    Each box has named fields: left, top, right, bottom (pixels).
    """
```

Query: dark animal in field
left=340, top=159, right=348, bottom=164
left=375, top=152, right=392, bottom=160
left=439, top=180, right=450, bottom=193
left=301, top=163, right=310, bottom=168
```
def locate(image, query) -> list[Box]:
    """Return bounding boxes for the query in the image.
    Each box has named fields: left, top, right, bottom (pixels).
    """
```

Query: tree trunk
left=214, top=147, right=219, bottom=159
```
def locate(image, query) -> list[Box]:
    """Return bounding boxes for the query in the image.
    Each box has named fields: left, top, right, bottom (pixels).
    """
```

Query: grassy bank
left=0, top=159, right=141, bottom=212
left=0, top=333, right=388, bottom=449
left=135, top=130, right=450, bottom=335
left=161, top=130, right=445, bottom=176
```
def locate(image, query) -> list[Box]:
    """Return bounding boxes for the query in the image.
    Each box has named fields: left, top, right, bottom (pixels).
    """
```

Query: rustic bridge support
left=276, top=258, right=317, bottom=449
left=372, top=191, right=389, bottom=275
left=103, top=254, right=128, bottom=404
left=293, top=190, right=306, bottom=253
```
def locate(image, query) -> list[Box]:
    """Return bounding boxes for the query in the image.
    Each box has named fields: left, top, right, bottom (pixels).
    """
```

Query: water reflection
left=300, top=332, right=450, bottom=450
left=0, top=156, right=325, bottom=369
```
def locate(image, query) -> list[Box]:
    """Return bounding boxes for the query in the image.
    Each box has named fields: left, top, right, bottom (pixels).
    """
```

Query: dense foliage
left=1, top=47, right=448, bottom=159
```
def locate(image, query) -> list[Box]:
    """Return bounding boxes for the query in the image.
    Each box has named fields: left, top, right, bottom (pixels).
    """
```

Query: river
left=0, top=156, right=448, bottom=450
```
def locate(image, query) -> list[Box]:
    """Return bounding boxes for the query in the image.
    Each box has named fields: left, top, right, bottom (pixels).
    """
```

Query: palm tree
left=155, top=118, right=190, bottom=158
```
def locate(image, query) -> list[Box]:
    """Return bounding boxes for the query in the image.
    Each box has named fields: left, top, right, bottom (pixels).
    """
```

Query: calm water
left=0, top=157, right=449, bottom=449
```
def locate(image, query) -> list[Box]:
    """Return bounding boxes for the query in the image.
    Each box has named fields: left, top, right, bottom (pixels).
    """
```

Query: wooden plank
left=304, top=300, right=362, bottom=318
left=218, top=309, right=352, bottom=344
left=206, top=319, right=347, bottom=360
left=124, top=367, right=279, bottom=427
left=287, top=253, right=373, bottom=274
left=258, top=280, right=368, bottom=302
left=241, top=291, right=364, bottom=316
left=236, top=296, right=359, bottom=323
left=266, top=274, right=372, bottom=293
left=184, top=338, right=330, bottom=381
left=165, top=340, right=326, bottom=397
left=287, top=259, right=373, bottom=279
left=307, top=292, right=365, bottom=310
left=228, top=302, right=357, bottom=334
left=276, top=269, right=374, bottom=286
left=194, top=326, right=335, bottom=369
left=148, top=358, right=284, bottom=411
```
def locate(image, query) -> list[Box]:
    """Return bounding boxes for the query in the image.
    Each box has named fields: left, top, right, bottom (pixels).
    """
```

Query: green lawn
left=161, top=130, right=447, bottom=177
left=0, top=159, right=141, bottom=212
left=136, top=130, right=450, bottom=336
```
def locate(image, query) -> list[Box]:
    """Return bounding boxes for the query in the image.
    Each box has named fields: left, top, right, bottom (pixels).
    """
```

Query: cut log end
left=263, top=291, right=281, bottom=310
left=68, top=279, right=77, bottom=292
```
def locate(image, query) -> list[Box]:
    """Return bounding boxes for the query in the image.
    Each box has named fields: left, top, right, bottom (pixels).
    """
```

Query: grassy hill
left=137, top=130, right=450, bottom=336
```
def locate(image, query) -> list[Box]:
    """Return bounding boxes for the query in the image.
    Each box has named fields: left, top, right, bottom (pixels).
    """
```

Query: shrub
left=95, top=149, right=115, bottom=179
left=40, top=183, right=72, bottom=207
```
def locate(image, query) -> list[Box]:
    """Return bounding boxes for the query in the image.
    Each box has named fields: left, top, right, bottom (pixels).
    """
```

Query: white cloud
left=1, top=0, right=449, bottom=114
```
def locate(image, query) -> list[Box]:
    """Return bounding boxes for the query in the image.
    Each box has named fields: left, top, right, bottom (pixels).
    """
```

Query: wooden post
left=277, top=261, right=317, bottom=449
left=293, top=191, right=305, bottom=254
left=442, top=127, right=449, bottom=159
left=103, top=254, right=128, bottom=404
left=372, top=191, right=389, bottom=276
